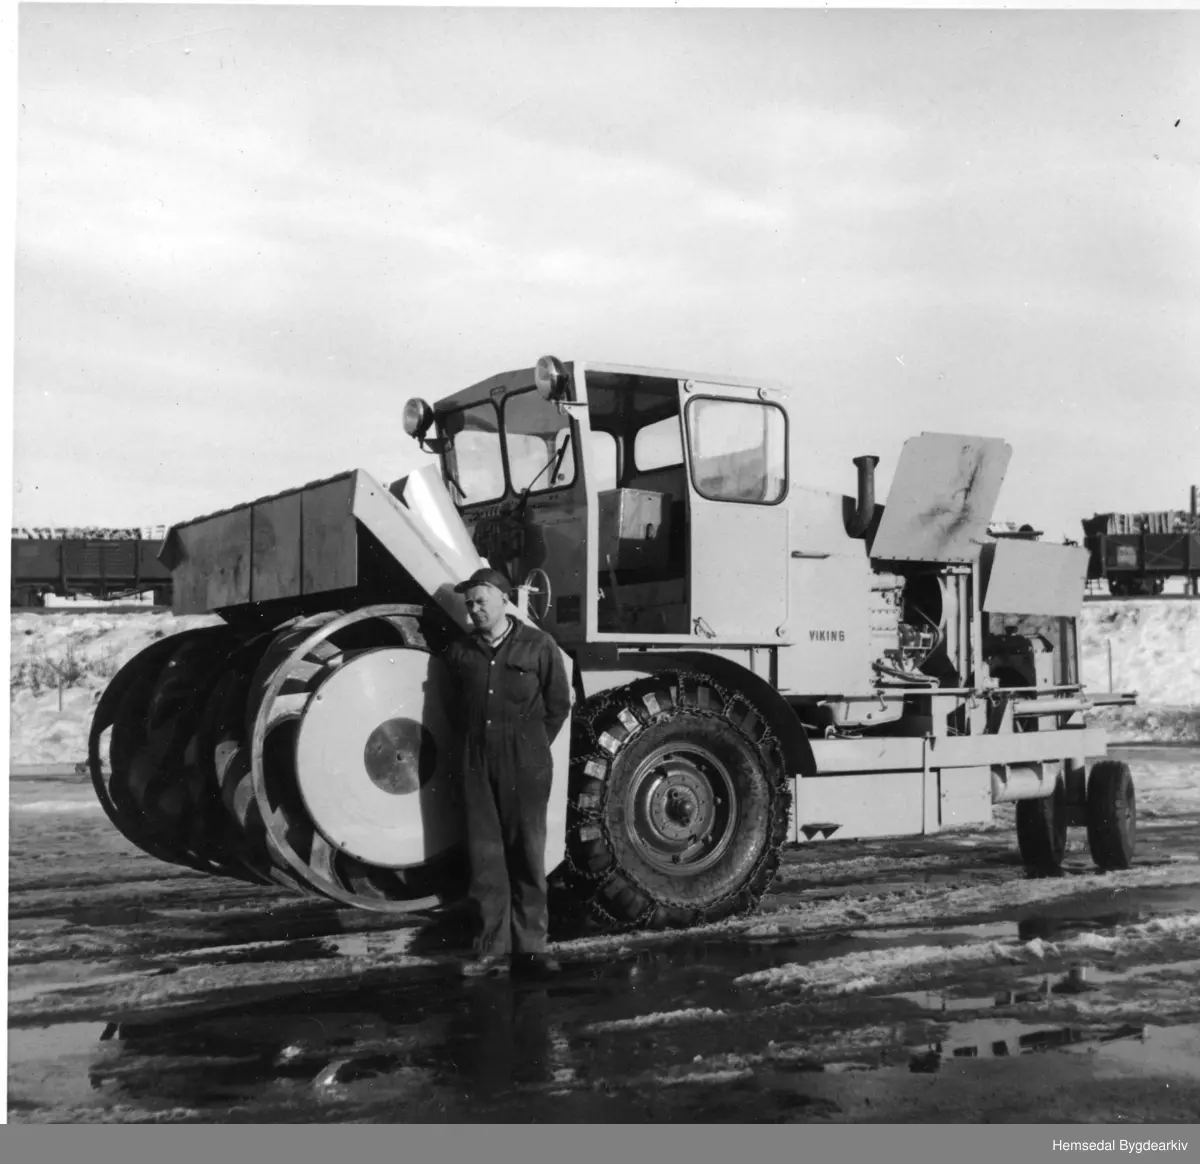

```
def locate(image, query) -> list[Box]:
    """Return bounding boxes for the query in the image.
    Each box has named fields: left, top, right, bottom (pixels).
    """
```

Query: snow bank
left=6, top=601, right=1199, bottom=766
left=1080, top=601, right=1200, bottom=705
left=1080, top=601, right=1200, bottom=742
left=9, top=611, right=223, bottom=765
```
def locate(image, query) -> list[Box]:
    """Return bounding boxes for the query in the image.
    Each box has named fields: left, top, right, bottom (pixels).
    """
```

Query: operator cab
left=410, top=358, right=790, bottom=646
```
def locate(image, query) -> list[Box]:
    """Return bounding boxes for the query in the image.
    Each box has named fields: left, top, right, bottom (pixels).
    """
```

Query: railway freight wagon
left=1082, top=487, right=1200, bottom=597
left=89, top=356, right=1138, bottom=931
left=10, top=529, right=172, bottom=607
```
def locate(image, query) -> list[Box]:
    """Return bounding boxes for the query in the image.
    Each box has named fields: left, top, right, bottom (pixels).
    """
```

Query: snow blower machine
left=89, top=357, right=1138, bottom=928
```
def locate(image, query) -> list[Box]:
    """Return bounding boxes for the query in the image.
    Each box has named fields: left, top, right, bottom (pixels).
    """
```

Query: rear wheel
left=1086, top=760, right=1136, bottom=870
left=566, top=674, right=790, bottom=930
left=1016, top=776, right=1067, bottom=872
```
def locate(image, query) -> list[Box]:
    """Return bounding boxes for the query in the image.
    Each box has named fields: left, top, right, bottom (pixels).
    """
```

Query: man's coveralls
left=444, top=616, right=572, bottom=956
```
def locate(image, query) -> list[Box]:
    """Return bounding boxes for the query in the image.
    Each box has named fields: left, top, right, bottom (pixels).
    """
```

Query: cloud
left=12, top=7, right=1199, bottom=539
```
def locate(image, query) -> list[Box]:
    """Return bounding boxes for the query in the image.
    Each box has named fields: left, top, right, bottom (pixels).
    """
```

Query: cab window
left=685, top=398, right=786, bottom=504
left=439, top=402, right=504, bottom=502
left=502, top=388, right=576, bottom=494
left=589, top=430, right=618, bottom=491
left=634, top=416, right=684, bottom=472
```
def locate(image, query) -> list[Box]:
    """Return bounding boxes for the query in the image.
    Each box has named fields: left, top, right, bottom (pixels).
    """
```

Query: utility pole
left=1191, top=485, right=1199, bottom=597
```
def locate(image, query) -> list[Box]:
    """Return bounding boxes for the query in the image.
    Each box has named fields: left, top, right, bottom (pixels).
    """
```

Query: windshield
left=502, top=388, right=576, bottom=494
left=439, top=402, right=504, bottom=502
left=438, top=388, right=575, bottom=504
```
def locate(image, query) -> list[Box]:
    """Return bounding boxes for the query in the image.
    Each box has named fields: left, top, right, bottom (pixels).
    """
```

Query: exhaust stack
left=847, top=455, right=879, bottom=538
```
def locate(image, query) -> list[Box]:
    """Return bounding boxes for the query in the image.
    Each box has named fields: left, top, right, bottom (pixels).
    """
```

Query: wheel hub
left=363, top=717, right=439, bottom=795
left=627, top=746, right=736, bottom=874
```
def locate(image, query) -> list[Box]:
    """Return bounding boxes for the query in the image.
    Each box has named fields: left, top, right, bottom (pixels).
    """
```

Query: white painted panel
left=689, top=499, right=789, bottom=639
left=795, top=772, right=926, bottom=841
left=810, top=736, right=924, bottom=775
left=777, top=554, right=873, bottom=694
left=939, top=766, right=993, bottom=828
left=981, top=540, right=1089, bottom=616
left=544, top=713, right=572, bottom=874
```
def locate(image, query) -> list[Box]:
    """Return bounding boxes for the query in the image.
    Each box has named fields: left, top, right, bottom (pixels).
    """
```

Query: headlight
left=403, top=398, right=434, bottom=439
left=534, top=355, right=568, bottom=401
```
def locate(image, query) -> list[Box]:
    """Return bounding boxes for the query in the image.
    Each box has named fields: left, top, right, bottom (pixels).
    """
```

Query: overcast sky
left=12, top=5, right=1199, bottom=539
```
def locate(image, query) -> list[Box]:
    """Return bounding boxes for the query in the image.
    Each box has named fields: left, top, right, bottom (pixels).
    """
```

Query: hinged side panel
left=980, top=539, right=1090, bottom=616
left=870, top=433, right=1011, bottom=563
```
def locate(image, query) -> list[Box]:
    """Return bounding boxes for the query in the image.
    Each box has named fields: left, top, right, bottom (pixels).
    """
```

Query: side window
left=685, top=398, right=787, bottom=504
left=588, top=430, right=618, bottom=491
left=633, top=416, right=684, bottom=472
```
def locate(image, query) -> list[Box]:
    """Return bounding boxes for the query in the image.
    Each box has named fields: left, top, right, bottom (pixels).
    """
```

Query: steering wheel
left=521, top=568, right=552, bottom=623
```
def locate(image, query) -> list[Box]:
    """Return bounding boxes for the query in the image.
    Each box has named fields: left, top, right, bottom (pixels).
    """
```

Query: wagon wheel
left=245, top=605, right=467, bottom=913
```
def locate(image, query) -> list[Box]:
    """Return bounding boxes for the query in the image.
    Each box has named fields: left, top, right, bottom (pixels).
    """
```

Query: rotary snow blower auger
left=90, top=356, right=1140, bottom=929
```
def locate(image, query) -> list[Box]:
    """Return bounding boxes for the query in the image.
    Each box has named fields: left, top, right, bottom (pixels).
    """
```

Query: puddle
left=1093, top=1022, right=1200, bottom=1079
left=904, top=1017, right=1150, bottom=1072
left=850, top=920, right=1015, bottom=943
left=1068, top=957, right=1200, bottom=988
left=1014, top=884, right=1200, bottom=942
left=7, top=1022, right=110, bottom=1066
left=181, top=938, right=342, bottom=968
left=61, top=902, right=158, bottom=927
left=890, top=990, right=997, bottom=1014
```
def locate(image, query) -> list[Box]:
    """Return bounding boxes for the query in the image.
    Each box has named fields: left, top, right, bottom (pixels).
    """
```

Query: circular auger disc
left=294, top=647, right=461, bottom=867
left=119, top=629, right=248, bottom=876
left=89, top=627, right=234, bottom=869
left=199, top=636, right=312, bottom=894
left=248, top=606, right=467, bottom=913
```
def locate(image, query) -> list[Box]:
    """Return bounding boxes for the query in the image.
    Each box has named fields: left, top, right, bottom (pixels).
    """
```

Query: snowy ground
left=8, top=749, right=1200, bottom=1123
left=8, top=601, right=1200, bottom=767
left=7, top=601, right=1199, bottom=1122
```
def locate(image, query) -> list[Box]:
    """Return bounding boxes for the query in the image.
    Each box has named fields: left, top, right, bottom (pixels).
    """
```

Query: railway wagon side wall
left=10, top=537, right=173, bottom=603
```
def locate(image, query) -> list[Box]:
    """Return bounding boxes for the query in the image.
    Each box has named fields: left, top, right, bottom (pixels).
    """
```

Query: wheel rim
left=624, top=742, right=737, bottom=874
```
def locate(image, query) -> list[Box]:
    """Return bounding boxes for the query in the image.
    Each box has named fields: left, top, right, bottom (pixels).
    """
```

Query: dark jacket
left=444, top=617, right=572, bottom=768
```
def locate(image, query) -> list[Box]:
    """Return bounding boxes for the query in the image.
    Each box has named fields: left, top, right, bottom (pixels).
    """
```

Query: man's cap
left=454, top=567, right=512, bottom=595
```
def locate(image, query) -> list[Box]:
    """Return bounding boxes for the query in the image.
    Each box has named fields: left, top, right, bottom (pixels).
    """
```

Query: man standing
left=444, top=567, right=572, bottom=978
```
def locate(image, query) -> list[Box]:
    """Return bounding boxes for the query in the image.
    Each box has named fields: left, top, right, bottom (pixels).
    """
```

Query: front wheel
left=565, top=675, right=790, bottom=930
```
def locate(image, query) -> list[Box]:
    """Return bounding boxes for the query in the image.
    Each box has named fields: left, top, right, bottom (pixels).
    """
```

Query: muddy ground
left=8, top=746, right=1200, bottom=1124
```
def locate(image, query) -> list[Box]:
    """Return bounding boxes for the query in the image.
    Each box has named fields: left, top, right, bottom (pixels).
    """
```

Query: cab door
left=682, top=382, right=790, bottom=641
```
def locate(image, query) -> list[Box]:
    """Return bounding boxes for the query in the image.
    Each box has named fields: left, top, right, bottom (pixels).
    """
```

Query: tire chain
left=562, top=670, right=792, bottom=931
